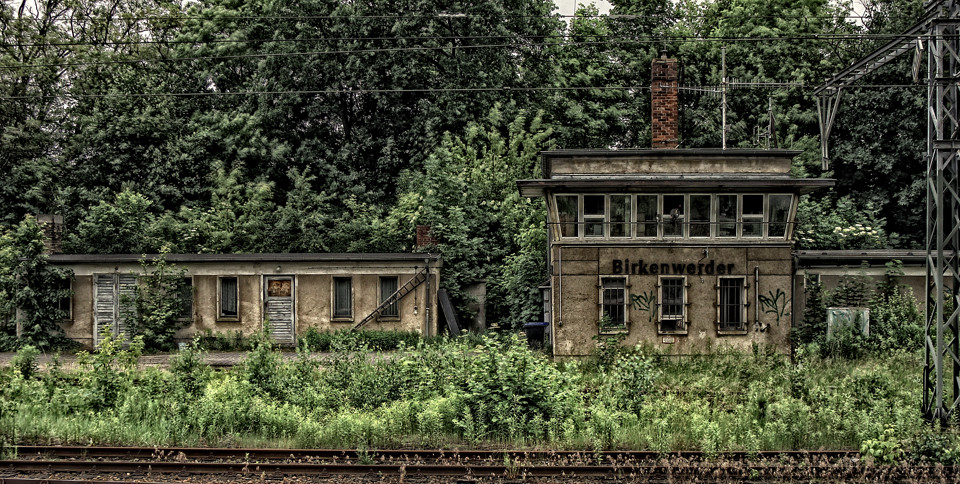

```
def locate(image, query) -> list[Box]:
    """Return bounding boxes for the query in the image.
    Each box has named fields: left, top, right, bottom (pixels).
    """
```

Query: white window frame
left=767, top=193, right=794, bottom=240
left=716, top=276, right=748, bottom=333
left=741, top=194, right=766, bottom=238
left=554, top=194, right=581, bottom=239
left=599, top=276, right=629, bottom=333
left=688, top=193, right=713, bottom=238
left=658, top=275, right=687, bottom=334
left=635, top=194, right=659, bottom=239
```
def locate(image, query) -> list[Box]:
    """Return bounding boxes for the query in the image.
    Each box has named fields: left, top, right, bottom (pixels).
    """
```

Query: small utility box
left=826, top=307, right=870, bottom=341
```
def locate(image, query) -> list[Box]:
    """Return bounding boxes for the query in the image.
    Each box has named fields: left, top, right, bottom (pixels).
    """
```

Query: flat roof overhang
left=794, top=249, right=949, bottom=267
left=517, top=177, right=836, bottom=197
left=48, top=253, right=442, bottom=264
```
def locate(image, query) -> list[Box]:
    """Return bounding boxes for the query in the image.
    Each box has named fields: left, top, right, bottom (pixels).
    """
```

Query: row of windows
left=555, top=193, right=794, bottom=240
left=600, top=276, right=749, bottom=334
left=217, top=276, right=401, bottom=321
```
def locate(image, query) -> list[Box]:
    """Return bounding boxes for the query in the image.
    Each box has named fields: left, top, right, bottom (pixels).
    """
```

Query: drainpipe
left=424, top=257, right=431, bottom=338
left=754, top=266, right=761, bottom=330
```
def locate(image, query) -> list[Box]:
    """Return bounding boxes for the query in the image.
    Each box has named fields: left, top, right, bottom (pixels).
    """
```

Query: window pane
left=690, top=195, right=711, bottom=237
left=179, top=278, right=193, bottom=320
left=220, top=277, right=238, bottom=317
left=584, top=195, right=605, bottom=237
left=637, top=195, right=658, bottom=237
left=334, top=278, right=352, bottom=318
left=662, top=195, right=685, bottom=237
left=742, top=195, right=764, bottom=237
left=768, top=194, right=792, bottom=238
left=556, top=195, right=579, bottom=237
left=717, top=195, right=738, bottom=237
left=601, top=278, right=626, bottom=329
left=380, top=277, right=399, bottom=317
left=610, top=195, right=630, bottom=237
left=58, top=277, right=72, bottom=318
left=719, top=278, right=744, bottom=330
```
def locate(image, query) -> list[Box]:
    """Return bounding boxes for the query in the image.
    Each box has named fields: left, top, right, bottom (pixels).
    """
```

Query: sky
left=553, top=0, right=613, bottom=17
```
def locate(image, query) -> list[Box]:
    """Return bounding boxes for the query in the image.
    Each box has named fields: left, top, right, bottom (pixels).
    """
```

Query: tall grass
left=0, top=332, right=952, bottom=459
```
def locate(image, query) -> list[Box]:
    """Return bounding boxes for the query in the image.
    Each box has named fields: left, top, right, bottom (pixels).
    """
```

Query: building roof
left=794, top=249, right=939, bottom=267
left=517, top=177, right=834, bottom=197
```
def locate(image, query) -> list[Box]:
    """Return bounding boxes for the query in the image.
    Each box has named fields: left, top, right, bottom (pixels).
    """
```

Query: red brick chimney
left=651, top=53, right=679, bottom=149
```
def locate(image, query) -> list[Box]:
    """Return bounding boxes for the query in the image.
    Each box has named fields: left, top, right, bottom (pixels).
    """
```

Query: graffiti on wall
left=630, top=291, right=657, bottom=322
left=758, top=288, right=791, bottom=325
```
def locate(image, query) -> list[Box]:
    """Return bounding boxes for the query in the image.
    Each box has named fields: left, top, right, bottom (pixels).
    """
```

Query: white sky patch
left=553, top=0, right=613, bottom=17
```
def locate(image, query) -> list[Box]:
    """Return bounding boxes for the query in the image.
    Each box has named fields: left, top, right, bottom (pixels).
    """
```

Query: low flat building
left=48, top=253, right=441, bottom=348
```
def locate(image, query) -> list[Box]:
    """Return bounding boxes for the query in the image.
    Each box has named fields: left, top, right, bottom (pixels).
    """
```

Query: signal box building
left=47, top=253, right=441, bottom=348
left=518, top=149, right=832, bottom=356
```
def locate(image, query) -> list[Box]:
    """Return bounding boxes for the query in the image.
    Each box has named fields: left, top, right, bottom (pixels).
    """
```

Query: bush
left=299, top=328, right=420, bottom=352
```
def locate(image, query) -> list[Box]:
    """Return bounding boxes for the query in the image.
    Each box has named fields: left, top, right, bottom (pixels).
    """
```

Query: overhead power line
left=0, top=82, right=925, bottom=102
left=0, top=34, right=937, bottom=70
left=0, top=31, right=929, bottom=49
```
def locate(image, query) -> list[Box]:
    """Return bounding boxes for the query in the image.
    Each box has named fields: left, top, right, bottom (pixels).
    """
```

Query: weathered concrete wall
left=551, top=244, right=793, bottom=357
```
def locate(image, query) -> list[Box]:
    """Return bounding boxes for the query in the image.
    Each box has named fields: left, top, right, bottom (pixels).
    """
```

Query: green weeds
left=0, top=332, right=946, bottom=462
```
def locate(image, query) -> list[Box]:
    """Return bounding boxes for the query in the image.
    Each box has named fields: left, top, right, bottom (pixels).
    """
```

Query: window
left=659, top=276, right=686, bottom=333
left=379, top=276, right=399, bottom=318
left=689, top=195, right=711, bottom=237
left=333, top=277, right=353, bottom=319
left=57, top=277, right=72, bottom=321
left=742, top=195, right=764, bottom=237
left=219, top=277, right=239, bottom=319
left=556, top=195, right=579, bottom=237
left=600, top=277, right=627, bottom=331
left=583, top=195, right=605, bottom=237
left=662, top=195, right=685, bottom=237
left=717, top=195, right=738, bottom=237
left=610, top=195, right=631, bottom=237
left=636, top=195, right=658, bottom=237
left=768, top=194, right=792, bottom=238
left=178, top=277, right=194, bottom=321
left=717, top=277, right=746, bottom=332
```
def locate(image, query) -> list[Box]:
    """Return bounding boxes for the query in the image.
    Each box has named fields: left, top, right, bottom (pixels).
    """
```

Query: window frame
left=332, top=276, right=354, bottom=321
left=716, top=276, right=748, bottom=334
left=58, top=276, right=73, bottom=322
left=177, top=277, right=194, bottom=322
left=658, top=275, right=687, bottom=334
left=379, top=275, right=400, bottom=319
left=217, top=276, right=240, bottom=321
left=661, top=194, right=686, bottom=238
left=599, top=276, right=628, bottom=333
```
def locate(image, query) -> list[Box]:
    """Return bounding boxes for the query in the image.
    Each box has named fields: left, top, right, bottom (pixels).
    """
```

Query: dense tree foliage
left=0, top=0, right=932, bottom=326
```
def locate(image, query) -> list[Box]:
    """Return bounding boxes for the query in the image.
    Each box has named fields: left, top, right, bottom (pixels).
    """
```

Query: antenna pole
left=721, top=47, right=727, bottom=150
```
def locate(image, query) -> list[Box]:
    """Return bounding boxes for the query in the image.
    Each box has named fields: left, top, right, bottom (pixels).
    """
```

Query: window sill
left=716, top=329, right=749, bottom=336
left=599, top=327, right=629, bottom=335
left=332, top=318, right=354, bottom=323
left=216, top=318, right=241, bottom=323
left=377, top=316, right=401, bottom=322
left=657, top=330, right=688, bottom=336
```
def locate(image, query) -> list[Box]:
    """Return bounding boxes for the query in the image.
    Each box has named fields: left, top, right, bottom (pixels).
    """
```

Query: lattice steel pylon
left=815, top=0, right=960, bottom=425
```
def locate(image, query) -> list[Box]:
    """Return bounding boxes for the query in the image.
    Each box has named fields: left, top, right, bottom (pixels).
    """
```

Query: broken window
left=689, top=194, right=711, bottom=237
left=742, top=195, right=764, bottom=237
left=768, top=194, right=793, bottom=238
left=662, top=195, right=685, bottom=237
left=636, top=195, right=658, bottom=237
left=583, top=195, right=605, bottom=237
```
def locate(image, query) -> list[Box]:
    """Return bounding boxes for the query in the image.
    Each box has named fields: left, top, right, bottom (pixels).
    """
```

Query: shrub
left=121, top=249, right=189, bottom=352
left=299, top=328, right=420, bottom=352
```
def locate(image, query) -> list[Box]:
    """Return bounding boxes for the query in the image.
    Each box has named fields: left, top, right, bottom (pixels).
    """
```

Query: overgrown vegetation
left=121, top=249, right=189, bottom=351
left=1, top=331, right=953, bottom=462
left=793, top=260, right=924, bottom=360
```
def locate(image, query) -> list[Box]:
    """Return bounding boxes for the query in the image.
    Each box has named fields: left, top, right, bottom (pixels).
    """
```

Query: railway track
left=1, top=446, right=956, bottom=482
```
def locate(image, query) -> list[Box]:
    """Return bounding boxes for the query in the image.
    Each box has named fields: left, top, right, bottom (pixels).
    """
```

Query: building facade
left=49, top=253, right=441, bottom=348
left=519, top=149, right=833, bottom=357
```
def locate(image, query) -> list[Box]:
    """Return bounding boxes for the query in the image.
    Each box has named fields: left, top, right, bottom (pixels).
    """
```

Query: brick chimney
left=651, top=53, right=679, bottom=149
left=37, top=214, right=64, bottom=254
